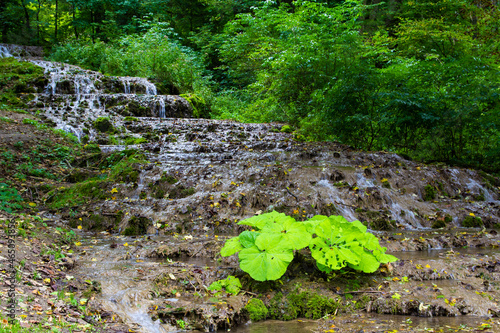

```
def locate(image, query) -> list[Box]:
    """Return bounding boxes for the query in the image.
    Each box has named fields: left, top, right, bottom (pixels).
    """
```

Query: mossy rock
left=70, top=212, right=123, bottom=232
left=123, top=216, right=150, bottom=235
left=0, top=57, right=46, bottom=102
left=268, top=292, right=300, bottom=321
left=105, top=152, right=146, bottom=183
left=280, top=125, right=294, bottom=133
left=65, top=169, right=97, bottom=183
left=123, top=116, right=139, bottom=122
left=462, top=215, right=483, bottom=228
left=160, top=173, right=178, bottom=184
left=46, top=180, right=109, bottom=209
left=268, top=290, right=339, bottom=321
left=173, top=186, right=195, bottom=198
left=93, top=117, right=114, bottom=133
left=124, top=136, right=147, bottom=145
left=431, top=219, right=446, bottom=229
left=432, top=214, right=453, bottom=229
left=423, top=184, right=437, bottom=201
left=153, top=189, right=166, bottom=199
left=366, top=218, right=396, bottom=231
left=244, top=299, right=268, bottom=322
left=125, top=100, right=149, bottom=117
left=180, top=93, right=209, bottom=118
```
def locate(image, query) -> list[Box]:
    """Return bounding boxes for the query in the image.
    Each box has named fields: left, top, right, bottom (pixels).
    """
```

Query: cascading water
left=158, top=97, right=166, bottom=118
left=9, top=58, right=193, bottom=143
left=0, top=45, right=14, bottom=58
left=316, top=179, right=357, bottom=221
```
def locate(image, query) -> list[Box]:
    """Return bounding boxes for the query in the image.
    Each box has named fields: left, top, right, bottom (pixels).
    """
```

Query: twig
left=286, top=187, right=299, bottom=201
left=334, top=201, right=357, bottom=209
left=190, top=240, right=214, bottom=257
left=337, top=290, right=385, bottom=295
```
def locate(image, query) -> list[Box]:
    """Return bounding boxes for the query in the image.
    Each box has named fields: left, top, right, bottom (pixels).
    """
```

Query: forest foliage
left=2, top=0, right=499, bottom=173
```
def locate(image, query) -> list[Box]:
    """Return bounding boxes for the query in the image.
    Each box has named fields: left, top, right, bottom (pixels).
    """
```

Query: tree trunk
left=0, top=1, right=8, bottom=43
left=72, top=3, right=78, bottom=39
left=21, top=0, right=31, bottom=33
left=54, top=0, right=58, bottom=43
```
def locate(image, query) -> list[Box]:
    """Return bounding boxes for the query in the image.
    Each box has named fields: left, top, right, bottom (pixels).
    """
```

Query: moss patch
left=0, top=57, right=47, bottom=108
left=462, top=215, right=483, bottom=228
left=180, top=93, right=209, bottom=118
left=423, top=184, right=436, bottom=201
left=244, top=299, right=268, bottom=322
left=124, top=100, right=149, bottom=117
left=46, top=180, right=109, bottom=209
left=123, top=216, right=150, bottom=235
left=123, top=116, right=139, bottom=122
left=93, top=117, right=114, bottom=133
left=267, top=290, right=339, bottom=321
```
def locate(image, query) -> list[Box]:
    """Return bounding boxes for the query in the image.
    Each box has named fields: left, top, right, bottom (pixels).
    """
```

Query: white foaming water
left=120, top=77, right=157, bottom=95
left=143, top=78, right=157, bottom=95
left=59, top=123, right=82, bottom=141
left=357, top=173, right=375, bottom=188
left=388, top=201, right=422, bottom=229
left=158, top=97, right=166, bottom=118
left=316, top=179, right=357, bottom=221
left=0, top=45, right=14, bottom=58
left=103, top=287, right=167, bottom=333
left=123, top=80, right=131, bottom=94
left=467, top=178, right=498, bottom=203
left=74, top=75, right=96, bottom=96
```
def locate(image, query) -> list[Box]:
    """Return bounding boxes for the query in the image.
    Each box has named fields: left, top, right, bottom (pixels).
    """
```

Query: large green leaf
left=348, top=251, right=380, bottom=273
left=314, top=219, right=340, bottom=243
left=239, top=230, right=259, bottom=248
left=238, top=233, right=294, bottom=281
left=238, top=211, right=294, bottom=230
left=359, top=232, right=379, bottom=250
left=303, top=215, right=329, bottom=233
left=310, top=237, right=330, bottom=266
left=260, top=219, right=311, bottom=250
left=349, top=220, right=368, bottom=233
left=373, top=248, right=399, bottom=263
left=220, top=237, right=243, bottom=257
left=337, top=247, right=360, bottom=265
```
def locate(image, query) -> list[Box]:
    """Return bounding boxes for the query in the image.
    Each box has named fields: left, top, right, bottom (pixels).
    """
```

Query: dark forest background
left=2, top=0, right=499, bottom=172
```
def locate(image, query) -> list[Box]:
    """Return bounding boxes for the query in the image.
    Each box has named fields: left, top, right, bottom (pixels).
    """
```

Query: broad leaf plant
left=221, top=211, right=397, bottom=281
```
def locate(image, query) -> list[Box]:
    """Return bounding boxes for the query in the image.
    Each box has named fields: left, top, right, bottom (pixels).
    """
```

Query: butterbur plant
left=208, top=275, right=242, bottom=295
left=221, top=211, right=397, bottom=281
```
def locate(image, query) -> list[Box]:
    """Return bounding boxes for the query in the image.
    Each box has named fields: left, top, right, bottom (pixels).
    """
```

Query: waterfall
left=158, top=97, right=166, bottom=118
left=0, top=45, right=14, bottom=58
left=142, top=78, right=157, bottom=95
left=123, top=80, right=131, bottom=94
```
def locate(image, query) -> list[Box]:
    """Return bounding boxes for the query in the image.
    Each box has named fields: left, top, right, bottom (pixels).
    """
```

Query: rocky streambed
left=1, top=45, right=500, bottom=332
